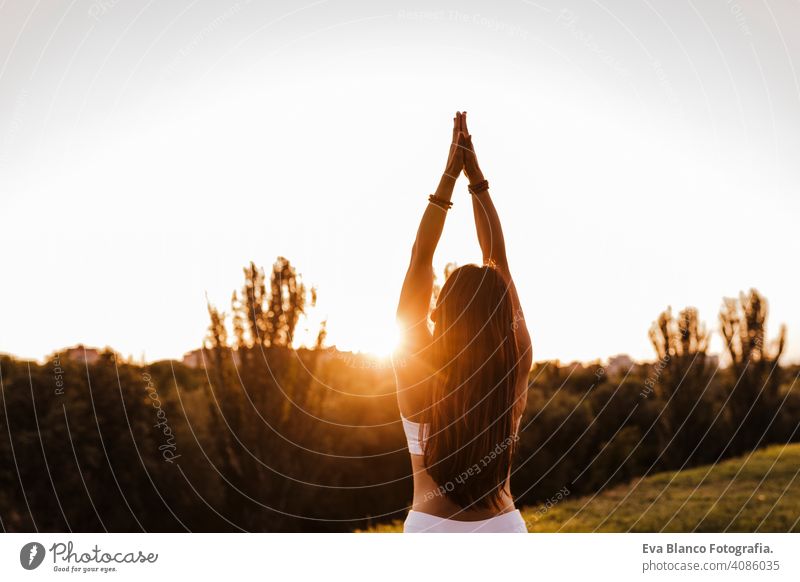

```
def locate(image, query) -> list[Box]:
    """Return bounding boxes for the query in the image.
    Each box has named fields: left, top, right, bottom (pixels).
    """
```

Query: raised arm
left=395, top=113, right=465, bottom=347
left=462, top=113, right=533, bottom=377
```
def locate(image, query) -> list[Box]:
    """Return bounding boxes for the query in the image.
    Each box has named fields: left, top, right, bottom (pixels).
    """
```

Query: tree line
left=0, top=258, right=796, bottom=531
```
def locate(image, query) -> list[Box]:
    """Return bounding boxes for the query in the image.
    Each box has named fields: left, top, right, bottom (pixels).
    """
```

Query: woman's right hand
left=461, top=112, right=484, bottom=184
left=444, top=112, right=466, bottom=178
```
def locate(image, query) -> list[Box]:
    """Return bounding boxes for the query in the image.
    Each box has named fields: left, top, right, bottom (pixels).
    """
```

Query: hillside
left=365, top=444, right=800, bottom=532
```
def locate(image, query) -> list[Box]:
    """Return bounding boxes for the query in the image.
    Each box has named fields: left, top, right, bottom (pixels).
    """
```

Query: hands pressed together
left=444, top=111, right=484, bottom=185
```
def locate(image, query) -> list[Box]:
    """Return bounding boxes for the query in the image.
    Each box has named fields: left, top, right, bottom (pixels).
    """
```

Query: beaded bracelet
left=468, top=179, right=489, bottom=195
left=428, top=194, right=453, bottom=210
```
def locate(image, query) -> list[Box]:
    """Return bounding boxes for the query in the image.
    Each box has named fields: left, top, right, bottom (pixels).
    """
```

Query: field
left=365, top=444, right=800, bottom=532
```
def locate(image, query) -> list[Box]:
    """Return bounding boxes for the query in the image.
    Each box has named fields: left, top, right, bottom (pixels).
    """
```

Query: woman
left=394, top=112, right=533, bottom=533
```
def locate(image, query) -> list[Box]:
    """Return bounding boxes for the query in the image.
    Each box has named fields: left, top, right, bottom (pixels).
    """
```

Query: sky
left=0, top=0, right=799, bottom=365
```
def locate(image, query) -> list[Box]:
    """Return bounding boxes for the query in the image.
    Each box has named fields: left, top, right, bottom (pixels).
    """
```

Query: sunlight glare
left=367, top=322, right=403, bottom=358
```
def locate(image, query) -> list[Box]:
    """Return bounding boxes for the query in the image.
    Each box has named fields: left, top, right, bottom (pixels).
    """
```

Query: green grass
left=364, top=444, right=800, bottom=532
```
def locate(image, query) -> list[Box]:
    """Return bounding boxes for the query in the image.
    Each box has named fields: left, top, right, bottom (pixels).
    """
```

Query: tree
left=649, top=306, right=715, bottom=466
left=230, top=290, right=248, bottom=371
left=315, top=319, right=328, bottom=350
left=203, top=300, right=249, bottom=525
left=242, top=262, right=268, bottom=348
left=202, top=257, right=318, bottom=530
left=266, top=256, right=307, bottom=347
left=719, top=289, right=786, bottom=454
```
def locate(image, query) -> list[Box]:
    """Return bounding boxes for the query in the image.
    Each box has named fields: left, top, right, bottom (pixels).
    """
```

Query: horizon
left=1, top=340, right=786, bottom=369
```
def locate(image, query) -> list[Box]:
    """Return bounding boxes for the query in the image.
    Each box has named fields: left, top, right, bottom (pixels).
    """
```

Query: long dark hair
left=423, top=264, right=521, bottom=510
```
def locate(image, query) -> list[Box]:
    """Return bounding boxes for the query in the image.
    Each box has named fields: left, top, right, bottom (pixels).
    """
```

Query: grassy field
left=365, top=444, right=800, bottom=532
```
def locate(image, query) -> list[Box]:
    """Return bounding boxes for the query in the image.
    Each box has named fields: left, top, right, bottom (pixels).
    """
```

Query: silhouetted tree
left=203, top=258, right=326, bottom=530
left=205, top=301, right=229, bottom=372
left=243, top=262, right=268, bottom=348
left=649, top=307, right=715, bottom=466
left=266, top=256, right=306, bottom=347
left=230, top=290, right=248, bottom=371
left=315, top=319, right=328, bottom=350
left=719, top=289, right=786, bottom=454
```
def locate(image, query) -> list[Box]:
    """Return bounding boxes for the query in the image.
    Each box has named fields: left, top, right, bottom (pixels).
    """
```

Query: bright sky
left=1, top=0, right=799, bottom=364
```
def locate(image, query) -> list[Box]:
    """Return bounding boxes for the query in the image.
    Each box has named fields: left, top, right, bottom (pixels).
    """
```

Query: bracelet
left=428, top=194, right=453, bottom=210
left=468, top=179, right=489, bottom=195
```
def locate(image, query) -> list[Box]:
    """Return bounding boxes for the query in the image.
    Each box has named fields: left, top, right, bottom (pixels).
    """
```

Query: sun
left=368, top=322, right=404, bottom=358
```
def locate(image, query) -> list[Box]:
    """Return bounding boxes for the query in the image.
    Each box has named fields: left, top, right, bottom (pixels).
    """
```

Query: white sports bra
left=401, top=414, right=522, bottom=456
left=401, top=415, right=428, bottom=455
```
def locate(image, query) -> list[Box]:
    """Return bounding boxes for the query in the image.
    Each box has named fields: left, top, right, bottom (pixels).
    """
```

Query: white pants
left=403, top=509, right=528, bottom=533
